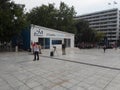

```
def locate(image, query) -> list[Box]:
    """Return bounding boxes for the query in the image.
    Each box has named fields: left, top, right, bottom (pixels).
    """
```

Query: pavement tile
left=0, top=84, right=14, bottom=90
left=88, top=86, right=103, bottom=90
left=50, top=86, right=67, bottom=90
left=32, top=85, right=45, bottom=90
left=104, top=85, right=120, bottom=90
left=1, top=48, right=120, bottom=90
left=14, top=84, right=32, bottom=90
left=77, top=81, right=91, bottom=89
left=70, top=85, right=85, bottom=90
left=22, top=77, right=41, bottom=88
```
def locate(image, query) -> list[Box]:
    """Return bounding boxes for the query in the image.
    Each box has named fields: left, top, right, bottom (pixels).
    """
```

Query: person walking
left=31, top=42, right=35, bottom=54
left=33, top=42, right=39, bottom=61
left=62, top=43, right=66, bottom=55
left=39, top=44, right=42, bottom=54
left=103, top=45, right=106, bottom=53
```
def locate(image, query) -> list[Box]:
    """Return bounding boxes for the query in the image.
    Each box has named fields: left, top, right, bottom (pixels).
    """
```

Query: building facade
left=75, top=8, right=120, bottom=45
left=30, top=24, right=74, bottom=49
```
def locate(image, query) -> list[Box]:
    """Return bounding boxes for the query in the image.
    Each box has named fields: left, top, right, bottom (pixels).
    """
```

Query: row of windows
left=79, top=10, right=117, bottom=18
left=91, top=26, right=117, bottom=29
left=82, top=15, right=117, bottom=21
left=107, top=36, right=116, bottom=38
left=98, top=29, right=117, bottom=31
left=100, top=32, right=116, bottom=34
left=86, top=19, right=117, bottom=24
left=90, top=24, right=116, bottom=27
left=86, top=18, right=117, bottom=22
left=89, top=22, right=117, bottom=25
left=89, top=20, right=117, bottom=24
left=80, top=15, right=116, bottom=19
left=98, top=30, right=117, bottom=33
left=52, top=40, right=62, bottom=45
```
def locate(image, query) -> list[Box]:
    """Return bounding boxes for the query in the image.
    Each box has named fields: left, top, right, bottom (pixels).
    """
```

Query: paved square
left=0, top=48, right=120, bottom=90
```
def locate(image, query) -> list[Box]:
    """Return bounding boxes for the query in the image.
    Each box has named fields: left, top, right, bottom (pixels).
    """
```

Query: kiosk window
left=52, top=40, right=62, bottom=45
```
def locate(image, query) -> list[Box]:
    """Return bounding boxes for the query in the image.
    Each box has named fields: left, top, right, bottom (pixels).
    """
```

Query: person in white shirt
left=62, top=43, right=66, bottom=55
left=33, top=42, right=39, bottom=61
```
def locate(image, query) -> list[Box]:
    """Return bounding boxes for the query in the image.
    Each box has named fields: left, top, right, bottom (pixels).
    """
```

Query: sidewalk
left=0, top=48, right=120, bottom=90
left=41, top=48, right=120, bottom=69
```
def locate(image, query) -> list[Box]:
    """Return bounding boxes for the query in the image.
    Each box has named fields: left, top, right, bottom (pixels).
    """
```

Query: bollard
left=15, top=46, right=18, bottom=52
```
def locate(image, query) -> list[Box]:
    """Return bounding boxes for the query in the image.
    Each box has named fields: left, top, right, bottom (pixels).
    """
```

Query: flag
left=108, top=3, right=111, bottom=5
left=114, top=1, right=117, bottom=4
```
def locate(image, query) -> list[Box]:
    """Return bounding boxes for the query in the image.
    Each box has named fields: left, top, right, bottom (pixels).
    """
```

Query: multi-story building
left=75, top=8, right=120, bottom=45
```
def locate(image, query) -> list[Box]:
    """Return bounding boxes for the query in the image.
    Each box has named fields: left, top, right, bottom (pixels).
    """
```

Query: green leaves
left=75, top=20, right=104, bottom=44
left=27, top=4, right=57, bottom=28
left=0, top=0, right=27, bottom=42
left=27, top=2, right=76, bottom=33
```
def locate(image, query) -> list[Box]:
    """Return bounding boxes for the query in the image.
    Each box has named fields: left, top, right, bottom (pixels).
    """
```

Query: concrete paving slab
left=0, top=48, right=120, bottom=90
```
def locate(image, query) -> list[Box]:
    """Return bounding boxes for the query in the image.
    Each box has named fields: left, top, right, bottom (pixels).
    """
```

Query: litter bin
left=50, top=51, right=54, bottom=57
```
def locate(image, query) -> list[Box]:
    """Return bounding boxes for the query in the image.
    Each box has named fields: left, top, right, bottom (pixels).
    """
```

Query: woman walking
left=33, top=42, right=39, bottom=61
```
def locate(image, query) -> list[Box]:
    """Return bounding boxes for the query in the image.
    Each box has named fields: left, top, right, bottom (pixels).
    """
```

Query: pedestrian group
left=32, top=42, right=66, bottom=61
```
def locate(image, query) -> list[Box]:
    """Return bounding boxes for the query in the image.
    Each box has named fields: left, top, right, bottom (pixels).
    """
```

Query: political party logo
left=34, top=29, right=43, bottom=36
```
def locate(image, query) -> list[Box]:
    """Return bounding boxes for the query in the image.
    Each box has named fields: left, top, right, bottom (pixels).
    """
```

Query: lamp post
left=14, top=15, right=18, bottom=52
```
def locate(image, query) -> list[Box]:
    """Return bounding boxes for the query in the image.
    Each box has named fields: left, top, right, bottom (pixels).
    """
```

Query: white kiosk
left=30, top=24, right=74, bottom=49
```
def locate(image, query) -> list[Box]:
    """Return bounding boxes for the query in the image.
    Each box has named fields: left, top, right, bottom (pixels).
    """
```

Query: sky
left=13, top=0, right=120, bottom=16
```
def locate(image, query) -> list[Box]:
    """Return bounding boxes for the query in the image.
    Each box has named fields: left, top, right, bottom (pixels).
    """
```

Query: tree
left=56, top=2, right=76, bottom=33
left=94, top=31, right=105, bottom=43
left=0, top=0, right=28, bottom=42
left=27, top=3, right=58, bottom=29
left=27, top=2, right=76, bottom=33
left=75, top=20, right=105, bottom=46
left=75, top=20, right=96, bottom=45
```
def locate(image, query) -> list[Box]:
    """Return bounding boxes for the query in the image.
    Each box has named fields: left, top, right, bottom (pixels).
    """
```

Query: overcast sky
left=13, top=0, right=119, bottom=15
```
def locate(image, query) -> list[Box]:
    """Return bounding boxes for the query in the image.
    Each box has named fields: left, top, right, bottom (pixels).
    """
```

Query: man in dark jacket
left=62, top=43, right=66, bottom=55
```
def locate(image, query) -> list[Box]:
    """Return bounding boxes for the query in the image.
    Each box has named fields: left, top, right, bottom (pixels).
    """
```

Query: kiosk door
left=64, top=39, right=71, bottom=47
left=39, top=38, right=50, bottom=49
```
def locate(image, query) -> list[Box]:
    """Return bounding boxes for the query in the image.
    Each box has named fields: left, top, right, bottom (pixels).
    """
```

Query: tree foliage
left=75, top=20, right=93, bottom=44
left=75, top=20, right=104, bottom=45
left=94, top=30, right=105, bottom=42
left=0, top=0, right=27, bottom=42
left=26, top=3, right=57, bottom=28
left=27, top=2, right=76, bottom=33
left=57, top=2, right=76, bottom=33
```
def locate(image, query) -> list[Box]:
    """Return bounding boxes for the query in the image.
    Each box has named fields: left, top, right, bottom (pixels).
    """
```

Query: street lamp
left=14, top=15, right=19, bottom=52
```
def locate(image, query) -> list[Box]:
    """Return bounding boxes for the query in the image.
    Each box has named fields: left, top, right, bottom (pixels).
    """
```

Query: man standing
left=38, top=44, right=42, bottom=54
left=103, top=45, right=106, bottom=53
left=33, top=42, right=39, bottom=61
left=31, top=42, right=35, bottom=54
left=62, top=43, right=66, bottom=55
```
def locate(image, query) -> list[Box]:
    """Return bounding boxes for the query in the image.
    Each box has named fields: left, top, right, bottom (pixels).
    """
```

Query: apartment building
left=75, top=8, right=120, bottom=45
